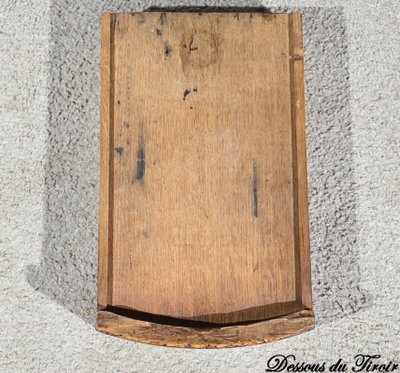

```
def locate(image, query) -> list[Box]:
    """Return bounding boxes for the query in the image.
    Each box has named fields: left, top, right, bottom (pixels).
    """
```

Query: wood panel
left=97, top=11, right=313, bottom=340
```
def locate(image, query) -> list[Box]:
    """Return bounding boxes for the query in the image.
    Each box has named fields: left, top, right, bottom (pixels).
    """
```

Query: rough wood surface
left=97, top=309, right=315, bottom=348
left=97, top=12, right=114, bottom=309
left=97, top=11, right=312, bottom=332
left=288, top=14, right=313, bottom=309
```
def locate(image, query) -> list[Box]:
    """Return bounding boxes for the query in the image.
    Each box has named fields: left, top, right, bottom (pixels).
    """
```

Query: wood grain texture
left=288, top=14, right=313, bottom=309
left=97, top=11, right=313, bottom=345
left=97, top=13, right=114, bottom=309
left=97, top=309, right=315, bottom=348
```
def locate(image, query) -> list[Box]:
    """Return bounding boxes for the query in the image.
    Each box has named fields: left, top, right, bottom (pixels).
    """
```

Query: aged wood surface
left=97, top=11, right=313, bottom=340
left=98, top=12, right=114, bottom=309
left=97, top=309, right=315, bottom=348
left=288, top=14, right=313, bottom=309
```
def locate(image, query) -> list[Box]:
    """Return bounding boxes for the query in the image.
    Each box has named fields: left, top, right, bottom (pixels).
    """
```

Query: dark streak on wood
left=252, top=160, right=258, bottom=217
left=133, top=123, right=145, bottom=183
left=159, top=12, right=166, bottom=25
left=183, top=89, right=191, bottom=100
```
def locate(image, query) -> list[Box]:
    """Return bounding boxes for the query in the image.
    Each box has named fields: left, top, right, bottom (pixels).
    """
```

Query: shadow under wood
left=145, top=6, right=272, bottom=13
left=26, top=2, right=368, bottom=326
left=103, top=306, right=270, bottom=328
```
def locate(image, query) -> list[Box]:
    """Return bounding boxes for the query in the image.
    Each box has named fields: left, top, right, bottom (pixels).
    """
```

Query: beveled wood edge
left=98, top=13, right=115, bottom=308
left=96, top=309, right=315, bottom=348
left=288, top=13, right=313, bottom=309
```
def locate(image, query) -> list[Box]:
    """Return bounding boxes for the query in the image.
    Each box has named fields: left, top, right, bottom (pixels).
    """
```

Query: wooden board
left=97, top=11, right=314, bottom=347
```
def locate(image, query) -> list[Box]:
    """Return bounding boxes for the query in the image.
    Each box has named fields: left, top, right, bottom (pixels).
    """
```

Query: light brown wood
left=97, top=11, right=313, bottom=346
left=97, top=309, right=315, bottom=348
left=288, top=14, right=313, bottom=309
left=98, top=12, right=114, bottom=309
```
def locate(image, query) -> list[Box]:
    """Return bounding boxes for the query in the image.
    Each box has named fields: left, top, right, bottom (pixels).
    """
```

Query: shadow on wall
left=26, top=2, right=369, bottom=326
left=298, top=6, right=370, bottom=320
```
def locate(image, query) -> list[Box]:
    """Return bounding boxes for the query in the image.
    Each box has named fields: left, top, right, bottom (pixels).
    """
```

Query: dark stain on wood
left=159, top=12, right=166, bottom=25
left=164, top=44, right=172, bottom=58
left=262, top=13, right=276, bottom=22
left=183, top=89, right=191, bottom=100
left=133, top=123, right=145, bottom=183
left=114, top=146, right=124, bottom=155
left=155, top=28, right=162, bottom=36
left=252, top=160, right=258, bottom=217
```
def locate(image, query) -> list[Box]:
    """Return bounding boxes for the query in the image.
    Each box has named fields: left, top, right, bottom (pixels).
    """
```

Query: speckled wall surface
left=1, top=0, right=399, bottom=371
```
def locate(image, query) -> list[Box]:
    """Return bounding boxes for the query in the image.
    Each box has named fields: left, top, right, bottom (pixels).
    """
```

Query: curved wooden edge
left=96, top=309, right=315, bottom=348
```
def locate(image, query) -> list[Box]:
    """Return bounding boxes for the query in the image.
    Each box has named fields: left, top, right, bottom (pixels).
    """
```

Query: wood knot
left=180, top=31, right=218, bottom=72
